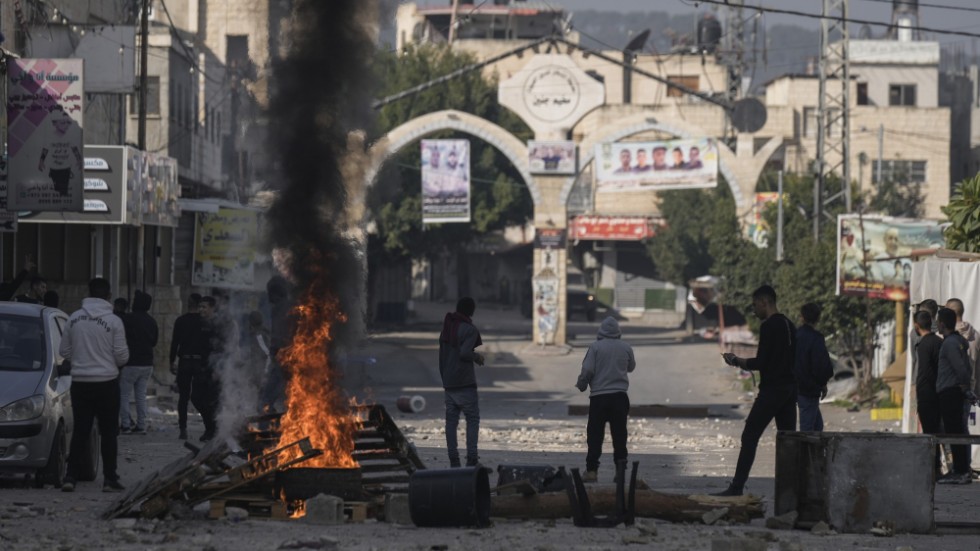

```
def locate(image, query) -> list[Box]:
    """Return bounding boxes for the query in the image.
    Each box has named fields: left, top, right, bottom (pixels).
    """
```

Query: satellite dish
left=731, top=98, right=767, bottom=133
left=624, top=29, right=651, bottom=52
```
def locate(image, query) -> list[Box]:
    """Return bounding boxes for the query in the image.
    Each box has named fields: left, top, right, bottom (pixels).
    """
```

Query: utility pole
left=777, top=171, right=784, bottom=262
left=876, top=123, right=884, bottom=187
left=448, top=0, right=461, bottom=45
left=815, top=0, right=850, bottom=240
left=135, top=0, right=150, bottom=290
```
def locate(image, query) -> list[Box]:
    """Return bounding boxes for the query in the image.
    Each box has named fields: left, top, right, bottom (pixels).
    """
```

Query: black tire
left=36, top=424, right=66, bottom=488
left=75, top=424, right=101, bottom=482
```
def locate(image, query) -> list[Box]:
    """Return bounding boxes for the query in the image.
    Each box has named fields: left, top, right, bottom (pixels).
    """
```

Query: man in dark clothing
left=0, top=256, right=34, bottom=301
left=119, top=291, right=158, bottom=434
left=913, top=310, right=943, bottom=472
left=936, top=307, right=973, bottom=484
left=795, top=303, right=834, bottom=431
left=262, top=276, right=291, bottom=411
left=438, top=297, right=485, bottom=467
left=14, top=275, right=46, bottom=304
left=170, top=293, right=202, bottom=440
left=716, top=285, right=797, bottom=496
left=576, top=316, right=636, bottom=483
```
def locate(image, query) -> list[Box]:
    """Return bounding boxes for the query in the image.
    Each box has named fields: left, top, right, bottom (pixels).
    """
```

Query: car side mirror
left=57, top=360, right=71, bottom=377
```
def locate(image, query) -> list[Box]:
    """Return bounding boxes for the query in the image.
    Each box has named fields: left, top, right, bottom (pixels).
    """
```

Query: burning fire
left=276, top=269, right=360, bottom=468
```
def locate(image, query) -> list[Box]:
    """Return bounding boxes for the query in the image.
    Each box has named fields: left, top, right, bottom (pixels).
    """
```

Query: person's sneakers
left=132, top=427, right=147, bottom=435
left=61, top=476, right=76, bottom=493
left=711, top=484, right=744, bottom=497
left=119, top=426, right=132, bottom=435
left=582, top=470, right=598, bottom=483
left=465, top=458, right=480, bottom=468
left=103, top=479, right=125, bottom=493
left=200, top=429, right=215, bottom=442
left=938, top=472, right=972, bottom=485
left=449, top=459, right=461, bottom=468
left=178, top=428, right=188, bottom=440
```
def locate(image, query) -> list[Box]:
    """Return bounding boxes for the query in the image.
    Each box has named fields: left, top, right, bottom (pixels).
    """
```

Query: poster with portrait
left=528, top=140, right=576, bottom=174
left=6, top=58, right=84, bottom=211
left=836, top=215, right=945, bottom=300
left=747, top=192, right=782, bottom=248
left=193, top=207, right=260, bottom=290
left=533, top=268, right=560, bottom=346
left=594, top=138, right=718, bottom=192
left=421, top=139, right=470, bottom=224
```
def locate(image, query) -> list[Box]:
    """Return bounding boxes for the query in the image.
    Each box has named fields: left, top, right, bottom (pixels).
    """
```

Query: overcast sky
left=411, top=0, right=980, bottom=46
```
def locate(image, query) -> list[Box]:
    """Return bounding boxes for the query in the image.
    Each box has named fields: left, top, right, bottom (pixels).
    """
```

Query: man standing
left=716, top=285, right=797, bottom=496
left=170, top=293, right=202, bottom=440
left=119, top=290, right=158, bottom=435
left=59, top=278, right=129, bottom=492
left=913, top=310, right=943, bottom=473
left=439, top=297, right=485, bottom=467
left=575, top=316, right=636, bottom=483
left=795, top=303, right=834, bottom=431
left=190, top=296, right=223, bottom=441
left=14, top=276, right=47, bottom=304
left=936, top=307, right=973, bottom=484
left=946, top=298, right=980, bottom=475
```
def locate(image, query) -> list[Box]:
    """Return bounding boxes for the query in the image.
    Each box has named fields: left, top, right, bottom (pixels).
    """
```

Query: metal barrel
left=408, top=466, right=490, bottom=527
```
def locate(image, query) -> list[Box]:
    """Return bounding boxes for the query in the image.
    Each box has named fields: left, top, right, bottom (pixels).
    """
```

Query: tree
left=942, top=173, right=980, bottom=253
left=369, top=45, right=533, bottom=262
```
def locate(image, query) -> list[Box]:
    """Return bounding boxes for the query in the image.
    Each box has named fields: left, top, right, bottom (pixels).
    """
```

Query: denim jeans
left=119, top=365, right=153, bottom=431
left=797, top=394, right=824, bottom=432
left=445, top=386, right=480, bottom=465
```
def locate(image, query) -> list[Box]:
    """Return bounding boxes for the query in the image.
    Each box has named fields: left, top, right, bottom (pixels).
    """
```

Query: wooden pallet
left=343, top=501, right=369, bottom=522
left=209, top=494, right=290, bottom=520
left=353, top=405, right=426, bottom=495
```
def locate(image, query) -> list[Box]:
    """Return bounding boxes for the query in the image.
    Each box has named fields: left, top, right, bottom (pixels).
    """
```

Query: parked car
left=0, top=302, right=99, bottom=487
left=566, top=268, right=597, bottom=321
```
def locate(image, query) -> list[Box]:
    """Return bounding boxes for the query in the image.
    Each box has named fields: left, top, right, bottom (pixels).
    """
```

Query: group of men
left=614, top=145, right=704, bottom=173
left=912, top=298, right=979, bottom=484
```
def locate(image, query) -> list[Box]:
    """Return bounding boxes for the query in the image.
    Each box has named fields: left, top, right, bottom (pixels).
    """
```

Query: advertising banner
left=528, top=140, right=576, bottom=174
left=534, top=228, right=566, bottom=249
left=421, top=139, right=470, bottom=224
left=837, top=215, right=945, bottom=300
left=193, top=207, right=260, bottom=290
left=570, top=215, right=662, bottom=241
left=747, top=192, right=782, bottom=248
left=6, top=58, right=84, bottom=211
left=594, top=138, right=718, bottom=192
left=138, top=151, right=180, bottom=227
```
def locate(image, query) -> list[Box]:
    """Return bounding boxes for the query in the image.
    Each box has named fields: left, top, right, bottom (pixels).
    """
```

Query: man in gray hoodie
left=439, top=297, right=485, bottom=467
left=59, top=277, right=130, bottom=492
left=576, top=316, right=636, bottom=482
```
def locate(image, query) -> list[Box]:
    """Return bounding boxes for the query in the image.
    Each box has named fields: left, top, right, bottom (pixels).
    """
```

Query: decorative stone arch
left=561, top=114, right=783, bottom=211
left=367, top=109, right=539, bottom=205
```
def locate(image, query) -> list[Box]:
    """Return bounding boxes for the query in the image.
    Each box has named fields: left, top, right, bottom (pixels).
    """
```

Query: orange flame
left=276, top=271, right=360, bottom=468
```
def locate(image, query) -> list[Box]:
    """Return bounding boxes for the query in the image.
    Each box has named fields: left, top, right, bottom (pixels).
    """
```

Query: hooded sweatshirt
left=955, top=320, right=980, bottom=393
left=123, top=290, right=158, bottom=367
left=59, top=297, right=130, bottom=382
left=576, top=317, right=636, bottom=397
left=438, top=311, right=482, bottom=390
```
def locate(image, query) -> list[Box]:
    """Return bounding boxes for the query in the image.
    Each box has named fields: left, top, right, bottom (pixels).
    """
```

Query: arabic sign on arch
left=193, top=207, right=260, bottom=290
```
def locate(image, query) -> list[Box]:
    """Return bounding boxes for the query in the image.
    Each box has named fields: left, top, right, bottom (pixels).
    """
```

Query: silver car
left=0, top=302, right=99, bottom=487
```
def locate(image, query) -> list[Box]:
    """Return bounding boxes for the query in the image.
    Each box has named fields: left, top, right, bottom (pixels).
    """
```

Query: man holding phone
left=715, top=285, right=797, bottom=496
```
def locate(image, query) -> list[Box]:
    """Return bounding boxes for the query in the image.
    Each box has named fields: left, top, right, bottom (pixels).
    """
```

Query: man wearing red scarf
left=439, top=297, right=485, bottom=467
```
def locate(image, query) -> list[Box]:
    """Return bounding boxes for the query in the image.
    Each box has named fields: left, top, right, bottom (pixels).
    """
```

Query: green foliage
left=368, top=45, right=533, bottom=261
left=942, top=173, right=980, bottom=253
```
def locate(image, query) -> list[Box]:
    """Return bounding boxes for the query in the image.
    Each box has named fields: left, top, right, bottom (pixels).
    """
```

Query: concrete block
left=303, top=494, right=344, bottom=525
left=384, top=493, right=412, bottom=525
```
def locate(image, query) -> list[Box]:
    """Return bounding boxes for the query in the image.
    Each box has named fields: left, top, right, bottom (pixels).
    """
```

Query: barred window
left=871, top=160, right=926, bottom=184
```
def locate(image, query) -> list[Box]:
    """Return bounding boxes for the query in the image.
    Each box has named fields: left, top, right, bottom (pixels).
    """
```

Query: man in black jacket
left=913, top=309, right=943, bottom=473
left=795, top=303, right=834, bottom=431
left=0, top=256, right=35, bottom=301
left=170, top=293, right=202, bottom=440
left=439, top=297, right=485, bottom=467
left=14, top=275, right=46, bottom=304
left=119, top=290, right=158, bottom=434
left=936, top=307, right=974, bottom=484
left=717, top=285, right=797, bottom=496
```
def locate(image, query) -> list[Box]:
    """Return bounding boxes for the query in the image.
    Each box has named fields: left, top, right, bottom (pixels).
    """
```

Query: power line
left=690, top=0, right=980, bottom=39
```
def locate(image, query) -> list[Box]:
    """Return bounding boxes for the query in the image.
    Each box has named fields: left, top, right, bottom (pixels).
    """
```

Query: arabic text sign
left=528, top=140, right=576, bottom=175
left=421, top=139, right=470, bottom=224
left=6, top=59, right=84, bottom=211
left=836, top=215, right=945, bottom=300
left=570, top=215, right=662, bottom=241
left=594, top=138, right=718, bottom=192
left=193, top=207, right=259, bottom=290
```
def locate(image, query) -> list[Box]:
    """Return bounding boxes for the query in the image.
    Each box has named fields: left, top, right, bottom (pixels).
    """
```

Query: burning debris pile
left=103, top=405, right=424, bottom=521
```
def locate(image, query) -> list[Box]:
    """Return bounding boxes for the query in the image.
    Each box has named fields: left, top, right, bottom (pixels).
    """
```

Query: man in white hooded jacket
left=575, top=316, right=636, bottom=483
left=59, top=277, right=129, bottom=492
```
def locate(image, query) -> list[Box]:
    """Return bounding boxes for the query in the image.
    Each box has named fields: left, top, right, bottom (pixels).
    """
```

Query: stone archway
left=367, top=109, right=538, bottom=203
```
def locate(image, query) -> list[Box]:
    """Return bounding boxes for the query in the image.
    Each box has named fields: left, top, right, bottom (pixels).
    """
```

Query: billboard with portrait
left=528, top=140, right=576, bottom=174
left=594, top=138, right=718, bottom=192
left=421, top=139, right=470, bottom=224
left=6, top=58, right=84, bottom=211
left=836, top=215, right=945, bottom=300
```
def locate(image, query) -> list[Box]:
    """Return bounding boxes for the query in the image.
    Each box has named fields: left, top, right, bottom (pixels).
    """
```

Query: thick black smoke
left=266, top=0, right=378, bottom=347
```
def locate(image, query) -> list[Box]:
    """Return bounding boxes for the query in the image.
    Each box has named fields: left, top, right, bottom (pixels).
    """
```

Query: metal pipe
left=777, top=170, right=784, bottom=262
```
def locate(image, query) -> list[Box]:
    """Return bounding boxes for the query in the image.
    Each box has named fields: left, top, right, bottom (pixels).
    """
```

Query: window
left=227, top=35, right=249, bottom=69
left=666, top=75, right=699, bottom=97
left=857, top=82, right=868, bottom=106
left=130, top=76, right=160, bottom=115
left=888, top=84, right=916, bottom=106
left=872, top=160, right=927, bottom=184
left=803, top=107, right=841, bottom=138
